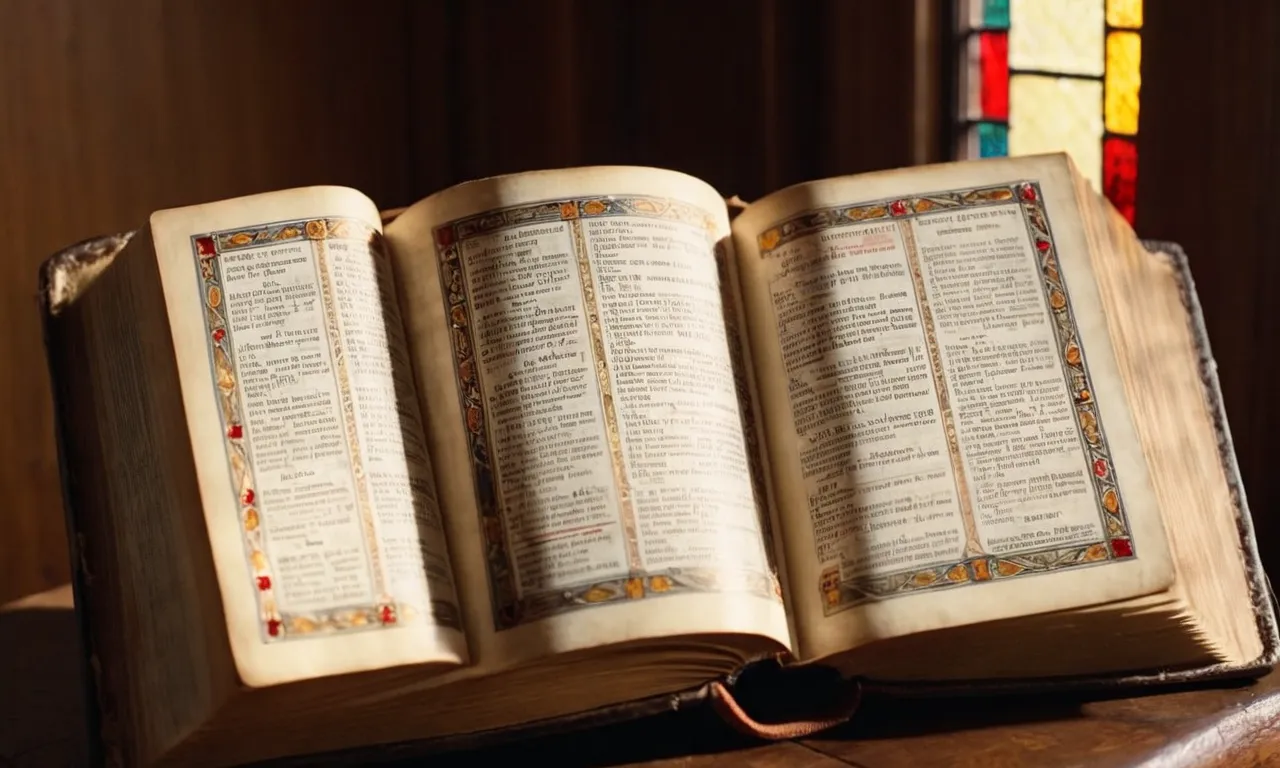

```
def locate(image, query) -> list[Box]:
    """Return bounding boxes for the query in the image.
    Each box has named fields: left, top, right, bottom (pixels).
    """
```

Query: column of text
left=584, top=217, right=768, bottom=575
left=461, top=223, right=627, bottom=593
left=911, top=204, right=1101, bottom=554
left=768, top=224, right=967, bottom=579
left=326, top=237, right=458, bottom=611
left=220, top=242, right=373, bottom=612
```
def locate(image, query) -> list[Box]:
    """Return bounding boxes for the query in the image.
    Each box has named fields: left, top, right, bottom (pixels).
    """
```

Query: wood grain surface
left=0, top=0, right=414, bottom=604
left=0, top=0, right=920, bottom=606
left=5, top=585, right=1280, bottom=767
left=1138, top=0, right=1280, bottom=573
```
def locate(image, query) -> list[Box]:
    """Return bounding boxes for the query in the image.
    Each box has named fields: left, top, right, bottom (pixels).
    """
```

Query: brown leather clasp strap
left=708, top=677, right=862, bottom=740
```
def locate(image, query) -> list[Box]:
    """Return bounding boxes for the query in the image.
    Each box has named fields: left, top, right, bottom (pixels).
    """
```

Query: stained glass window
left=955, top=0, right=1142, bottom=224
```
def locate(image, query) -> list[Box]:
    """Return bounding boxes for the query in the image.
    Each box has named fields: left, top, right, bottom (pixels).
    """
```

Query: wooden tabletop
left=5, top=586, right=1280, bottom=767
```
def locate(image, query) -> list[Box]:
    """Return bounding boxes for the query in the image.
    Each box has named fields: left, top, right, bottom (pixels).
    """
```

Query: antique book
left=40, top=154, right=1276, bottom=767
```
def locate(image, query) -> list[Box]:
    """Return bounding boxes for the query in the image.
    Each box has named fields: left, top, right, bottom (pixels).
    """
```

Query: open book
left=40, top=155, right=1276, bottom=766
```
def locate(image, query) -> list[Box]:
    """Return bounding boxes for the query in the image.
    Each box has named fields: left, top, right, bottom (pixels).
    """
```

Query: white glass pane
left=1009, top=0, right=1105, bottom=76
left=1009, top=75, right=1103, bottom=191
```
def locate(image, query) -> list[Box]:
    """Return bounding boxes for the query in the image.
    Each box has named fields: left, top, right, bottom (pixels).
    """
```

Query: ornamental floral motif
left=192, top=217, right=459, bottom=641
left=758, top=182, right=1136, bottom=614
left=434, top=195, right=783, bottom=631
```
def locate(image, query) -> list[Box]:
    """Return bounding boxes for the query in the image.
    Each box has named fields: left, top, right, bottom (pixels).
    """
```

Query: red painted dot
left=227, top=424, right=243, bottom=439
left=889, top=200, right=908, bottom=216
left=212, top=328, right=226, bottom=343
left=1093, top=459, right=1108, bottom=478
left=1110, top=538, right=1134, bottom=558
left=267, top=618, right=282, bottom=637
left=380, top=605, right=396, bottom=625
left=243, top=488, right=255, bottom=505
left=257, top=575, right=271, bottom=591
left=1036, top=239, right=1051, bottom=252
left=1020, top=184, right=1037, bottom=202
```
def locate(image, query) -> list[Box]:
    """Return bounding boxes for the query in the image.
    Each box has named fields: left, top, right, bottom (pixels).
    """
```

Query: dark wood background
left=1, top=0, right=1275, bottom=604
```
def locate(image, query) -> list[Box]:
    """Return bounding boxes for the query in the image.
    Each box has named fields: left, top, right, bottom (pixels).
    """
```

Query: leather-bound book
left=39, top=155, right=1277, bottom=766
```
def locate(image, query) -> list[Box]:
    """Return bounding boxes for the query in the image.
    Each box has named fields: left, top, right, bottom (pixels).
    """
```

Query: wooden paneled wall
left=1138, top=1, right=1280, bottom=568
left=0, top=0, right=917, bottom=603
left=405, top=1, right=919, bottom=198
left=1, top=0, right=1275, bottom=603
left=0, top=0, right=416, bottom=602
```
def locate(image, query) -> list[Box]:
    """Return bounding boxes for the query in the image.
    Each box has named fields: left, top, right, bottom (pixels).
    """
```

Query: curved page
left=387, top=167, right=790, bottom=670
left=732, top=155, right=1173, bottom=660
left=152, top=187, right=468, bottom=686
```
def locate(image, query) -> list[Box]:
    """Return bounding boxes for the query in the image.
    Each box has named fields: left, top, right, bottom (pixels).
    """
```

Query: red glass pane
left=1104, top=137, right=1138, bottom=225
left=980, top=32, right=1009, bottom=119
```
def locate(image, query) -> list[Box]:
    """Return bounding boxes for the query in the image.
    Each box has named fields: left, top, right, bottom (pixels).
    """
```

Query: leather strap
left=708, top=679, right=861, bottom=740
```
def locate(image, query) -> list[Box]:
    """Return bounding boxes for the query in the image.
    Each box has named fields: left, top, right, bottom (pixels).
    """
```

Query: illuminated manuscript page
left=733, top=155, right=1174, bottom=661
left=388, top=167, right=790, bottom=672
left=152, top=187, right=467, bottom=686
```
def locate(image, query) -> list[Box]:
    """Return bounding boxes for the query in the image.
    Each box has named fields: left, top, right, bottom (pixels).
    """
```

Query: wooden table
left=5, top=586, right=1280, bottom=767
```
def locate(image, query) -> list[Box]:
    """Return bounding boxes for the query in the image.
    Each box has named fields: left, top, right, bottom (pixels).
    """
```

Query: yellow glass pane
left=1105, top=32, right=1141, bottom=135
left=1009, top=0, right=1104, bottom=76
left=1009, top=75, right=1104, bottom=190
left=1107, top=0, right=1143, bottom=28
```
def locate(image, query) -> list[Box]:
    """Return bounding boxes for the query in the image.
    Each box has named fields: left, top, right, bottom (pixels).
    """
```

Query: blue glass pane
left=984, top=0, right=1010, bottom=28
left=978, top=122, right=1008, bottom=157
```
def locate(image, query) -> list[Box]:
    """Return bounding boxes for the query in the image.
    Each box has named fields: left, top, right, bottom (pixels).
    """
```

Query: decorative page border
left=756, top=182, right=1136, bottom=613
left=192, top=217, right=461, bottom=641
left=433, top=195, right=782, bottom=631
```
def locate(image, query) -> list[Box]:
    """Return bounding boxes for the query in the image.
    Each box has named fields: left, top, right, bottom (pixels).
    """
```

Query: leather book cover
left=38, top=233, right=1277, bottom=765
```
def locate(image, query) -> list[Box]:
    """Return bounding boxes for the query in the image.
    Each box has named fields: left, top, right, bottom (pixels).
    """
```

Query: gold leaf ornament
left=649, top=575, right=673, bottom=592
left=911, top=570, right=937, bottom=586
left=582, top=585, right=615, bottom=603
left=758, top=228, right=781, bottom=251
left=214, top=347, right=236, bottom=393
left=996, top=560, right=1023, bottom=576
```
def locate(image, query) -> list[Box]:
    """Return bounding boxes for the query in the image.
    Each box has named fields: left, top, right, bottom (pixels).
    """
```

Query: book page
left=387, top=167, right=789, bottom=671
left=151, top=187, right=468, bottom=686
left=732, top=155, right=1174, bottom=660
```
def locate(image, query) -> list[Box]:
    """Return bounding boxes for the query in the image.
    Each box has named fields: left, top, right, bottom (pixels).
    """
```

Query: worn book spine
left=40, top=234, right=134, bottom=768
